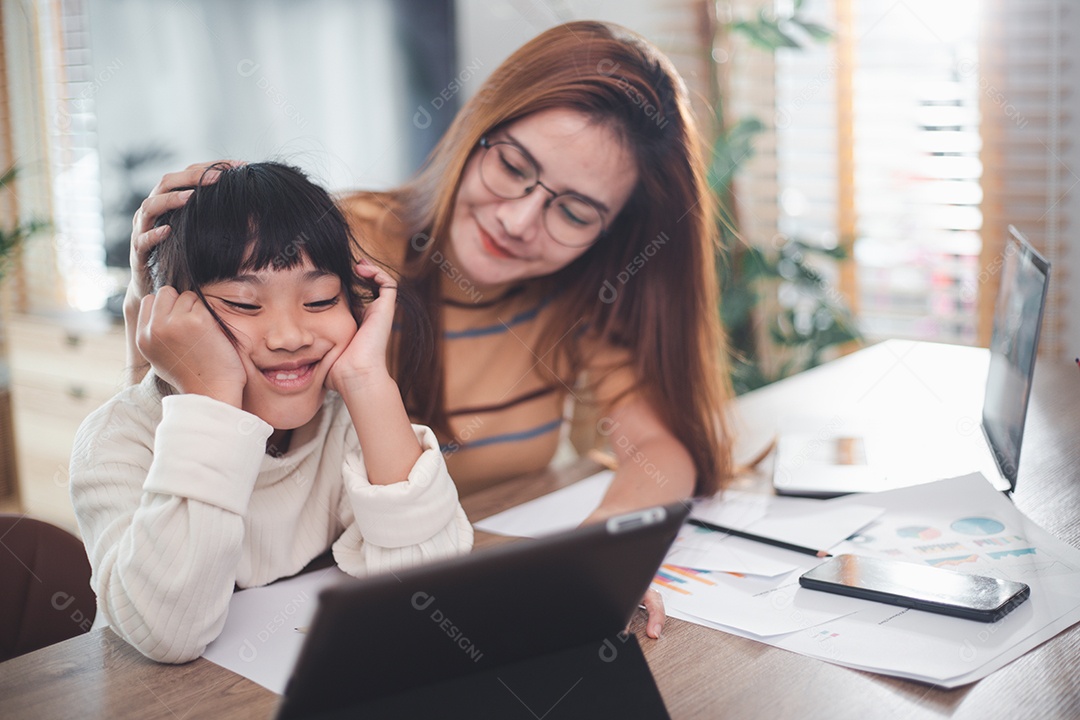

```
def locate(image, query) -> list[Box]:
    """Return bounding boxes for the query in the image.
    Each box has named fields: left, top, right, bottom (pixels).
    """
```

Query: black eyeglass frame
left=476, top=136, right=609, bottom=248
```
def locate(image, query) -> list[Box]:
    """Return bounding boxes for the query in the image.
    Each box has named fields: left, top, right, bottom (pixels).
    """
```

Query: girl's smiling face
left=201, top=256, right=358, bottom=432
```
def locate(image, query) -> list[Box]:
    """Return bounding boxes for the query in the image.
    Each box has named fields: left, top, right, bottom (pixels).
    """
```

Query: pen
left=687, top=517, right=832, bottom=558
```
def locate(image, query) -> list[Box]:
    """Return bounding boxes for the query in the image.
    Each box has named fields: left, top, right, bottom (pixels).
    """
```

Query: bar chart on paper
left=652, top=564, right=718, bottom=596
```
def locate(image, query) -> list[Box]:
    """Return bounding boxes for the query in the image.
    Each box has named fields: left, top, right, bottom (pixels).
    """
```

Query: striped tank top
left=440, top=286, right=568, bottom=495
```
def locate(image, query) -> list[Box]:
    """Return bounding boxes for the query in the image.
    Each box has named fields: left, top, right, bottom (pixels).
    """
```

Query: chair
left=0, top=514, right=96, bottom=662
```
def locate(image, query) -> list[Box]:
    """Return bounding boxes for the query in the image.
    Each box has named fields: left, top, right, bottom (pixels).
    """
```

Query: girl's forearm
left=338, top=370, right=423, bottom=486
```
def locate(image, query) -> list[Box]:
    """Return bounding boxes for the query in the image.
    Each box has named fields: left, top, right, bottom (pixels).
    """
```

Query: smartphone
left=799, top=554, right=1030, bottom=622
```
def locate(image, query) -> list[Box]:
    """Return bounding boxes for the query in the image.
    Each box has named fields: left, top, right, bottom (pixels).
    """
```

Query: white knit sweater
left=70, top=374, right=473, bottom=663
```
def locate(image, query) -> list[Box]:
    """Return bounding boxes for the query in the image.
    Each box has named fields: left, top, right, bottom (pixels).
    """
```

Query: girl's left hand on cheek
left=327, top=260, right=397, bottom=392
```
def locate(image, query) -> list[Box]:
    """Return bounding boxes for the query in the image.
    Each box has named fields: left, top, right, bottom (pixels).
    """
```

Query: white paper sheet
left=471, top=471, right=614, bottom=537
left=472, top=472, right=882, bottom=565
left=690, top=491, right=884, bottom=553
left=654, top=564, right=855, bottom=636
left=660, top=473, right=1080, bottom=687
left=202, top=566, right=349, bottom=694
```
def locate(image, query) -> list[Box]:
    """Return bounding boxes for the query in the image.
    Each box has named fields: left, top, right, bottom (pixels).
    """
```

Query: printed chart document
left=655, top=473, right=1080, bottom=686
left=664, top=525, right=797, bottom=577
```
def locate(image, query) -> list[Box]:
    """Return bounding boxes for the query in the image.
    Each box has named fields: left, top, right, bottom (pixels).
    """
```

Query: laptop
left=273, top=502, right=689, bottom=720
left=772, top=225, right=1050, bottom=498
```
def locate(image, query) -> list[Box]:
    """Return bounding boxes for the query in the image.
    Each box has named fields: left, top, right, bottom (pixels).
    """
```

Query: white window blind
left=775, top=0, right=984, bottom=346
left=41, top=0, right=107, bottom=311
left=978, top=0, right=1068, bottom=359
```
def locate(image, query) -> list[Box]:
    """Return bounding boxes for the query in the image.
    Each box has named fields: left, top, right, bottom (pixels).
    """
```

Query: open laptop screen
left=981, top=226, right=1050, bottom=492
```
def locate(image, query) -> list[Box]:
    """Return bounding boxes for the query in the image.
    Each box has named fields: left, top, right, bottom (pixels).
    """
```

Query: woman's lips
left=478, top=225, right=516, bottom=259
left=261, top=362, right=317, bottom=391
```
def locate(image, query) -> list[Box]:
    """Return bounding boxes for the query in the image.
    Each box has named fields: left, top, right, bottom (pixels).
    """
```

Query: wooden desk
left=2, top=341, right=1078, bottom=719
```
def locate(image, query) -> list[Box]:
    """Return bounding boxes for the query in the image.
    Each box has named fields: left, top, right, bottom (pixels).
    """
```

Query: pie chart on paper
left=951, top=517, right=1006, bottom=536
left=897, top=526, right=941, bottom=541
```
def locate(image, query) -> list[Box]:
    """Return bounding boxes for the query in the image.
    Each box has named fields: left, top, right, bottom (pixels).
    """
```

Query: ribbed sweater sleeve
left=71, top=392, right=272, bottom=664
left=333, top=424, right=474, bottom=575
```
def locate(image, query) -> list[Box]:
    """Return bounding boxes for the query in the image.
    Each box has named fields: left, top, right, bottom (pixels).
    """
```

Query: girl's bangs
left=183, top=164, right=354, bottom=285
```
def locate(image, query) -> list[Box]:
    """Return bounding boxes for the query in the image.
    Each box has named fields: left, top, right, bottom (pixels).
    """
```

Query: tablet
left=274, top=502, right=689, bottom=720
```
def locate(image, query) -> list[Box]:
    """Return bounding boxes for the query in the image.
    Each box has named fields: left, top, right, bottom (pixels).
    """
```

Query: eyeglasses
left=477, top=137, right=607, bottom=248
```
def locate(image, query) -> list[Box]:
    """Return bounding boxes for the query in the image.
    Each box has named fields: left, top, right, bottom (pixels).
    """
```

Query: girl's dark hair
left=150, top=161, right=430, bottom=397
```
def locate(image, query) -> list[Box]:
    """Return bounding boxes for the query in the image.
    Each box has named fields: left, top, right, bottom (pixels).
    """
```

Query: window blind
left=977, top=0, right=1067, bottom=359
left=776, top=0, right=984, bottom=346
left=41, top=0, right=104, bottom=311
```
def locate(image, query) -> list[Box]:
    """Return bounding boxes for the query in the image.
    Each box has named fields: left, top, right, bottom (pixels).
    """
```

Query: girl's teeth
left=275, top=372, right=299, bottom=380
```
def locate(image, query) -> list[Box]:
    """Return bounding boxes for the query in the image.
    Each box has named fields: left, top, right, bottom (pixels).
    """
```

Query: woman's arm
left=584, top=393, right=696, bottom=518
left=577, top=348, right=697, bottom=518
left=578, top=361, right=699, bottom=640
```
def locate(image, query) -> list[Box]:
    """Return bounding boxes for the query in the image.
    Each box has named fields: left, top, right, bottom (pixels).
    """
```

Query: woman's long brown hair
left=357, top=21, right=734, bottom=497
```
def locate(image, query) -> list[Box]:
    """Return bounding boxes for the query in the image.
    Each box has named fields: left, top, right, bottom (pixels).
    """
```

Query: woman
left=124, top=21, right=734, bottom=637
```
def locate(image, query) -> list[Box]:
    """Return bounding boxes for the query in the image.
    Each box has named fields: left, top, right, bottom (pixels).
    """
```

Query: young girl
left=71, top=162, right=473, bottom=664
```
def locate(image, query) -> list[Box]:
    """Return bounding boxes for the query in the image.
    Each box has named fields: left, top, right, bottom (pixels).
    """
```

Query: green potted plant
left=0, top=165, right=48, bottom=283
left=707, top=1, right=862, bottom=394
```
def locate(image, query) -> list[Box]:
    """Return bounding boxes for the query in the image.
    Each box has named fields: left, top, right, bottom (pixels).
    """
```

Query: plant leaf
left=794, top=21, right=833, bottom=41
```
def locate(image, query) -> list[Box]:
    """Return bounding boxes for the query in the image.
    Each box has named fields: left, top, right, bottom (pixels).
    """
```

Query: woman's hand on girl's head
left=123, top=161, right=242, bottom=386
left=126, top=161, right=240, bottom=307
left=326, top=261, right=398, bottom=395
left=136, top=286, right=246, bottom=408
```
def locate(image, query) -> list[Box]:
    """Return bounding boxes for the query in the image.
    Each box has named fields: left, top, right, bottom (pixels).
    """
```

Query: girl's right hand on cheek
left=136, top=287, right=247, bottom=408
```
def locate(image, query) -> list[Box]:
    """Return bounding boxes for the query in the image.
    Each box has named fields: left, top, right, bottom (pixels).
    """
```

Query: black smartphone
left=799, top=554, right=1030, bottom=623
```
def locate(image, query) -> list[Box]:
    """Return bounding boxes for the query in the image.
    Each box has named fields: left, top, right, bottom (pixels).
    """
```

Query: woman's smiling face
left=446, top=107, right=639, bottom=296
left=201, top=256, right=357, bottom=431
